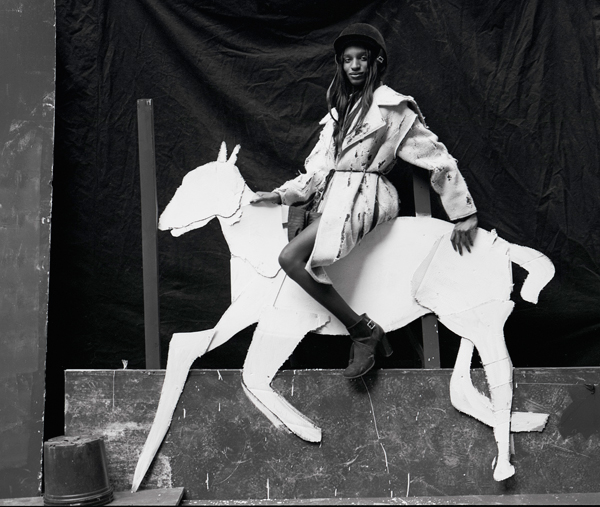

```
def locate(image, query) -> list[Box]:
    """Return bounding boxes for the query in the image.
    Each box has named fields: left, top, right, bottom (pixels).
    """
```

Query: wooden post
left=137, top=99, right=161, bottom=369
left=413, top=168, right=441, bottom=369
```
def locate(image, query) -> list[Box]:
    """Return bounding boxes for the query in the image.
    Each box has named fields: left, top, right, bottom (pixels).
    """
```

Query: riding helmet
left=333, top=23, right=387, bottom=72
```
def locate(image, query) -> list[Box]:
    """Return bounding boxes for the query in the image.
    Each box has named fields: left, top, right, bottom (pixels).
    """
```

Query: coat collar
left=338, top=85, right=417, bottom=154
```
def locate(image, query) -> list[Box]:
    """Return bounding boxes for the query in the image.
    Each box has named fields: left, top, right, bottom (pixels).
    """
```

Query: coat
left=274, top=85, right=477, bottom=284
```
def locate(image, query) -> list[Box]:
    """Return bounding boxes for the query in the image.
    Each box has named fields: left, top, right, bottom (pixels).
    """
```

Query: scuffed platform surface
left=4, top=492, right=600, bottom=505
left=64, top=368, right=600, bottom=501
left=183, top=492, right=600, bottom=505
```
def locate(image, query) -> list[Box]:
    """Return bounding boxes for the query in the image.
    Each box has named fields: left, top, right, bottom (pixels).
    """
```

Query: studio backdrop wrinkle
left=49, top=0, right=600, bottom=381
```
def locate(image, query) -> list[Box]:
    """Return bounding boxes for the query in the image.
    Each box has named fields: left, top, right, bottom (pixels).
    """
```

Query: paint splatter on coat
left=274, top=85, right=477, bottom=284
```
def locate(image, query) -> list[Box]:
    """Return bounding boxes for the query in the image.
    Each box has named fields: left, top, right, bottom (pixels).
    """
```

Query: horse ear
left=217, top=142, right=228, bottom=163
left=228, top=145, right=241, bottom=165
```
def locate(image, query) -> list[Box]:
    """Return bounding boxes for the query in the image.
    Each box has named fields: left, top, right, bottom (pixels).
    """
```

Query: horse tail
left=508, top=243, right=555, bottom=304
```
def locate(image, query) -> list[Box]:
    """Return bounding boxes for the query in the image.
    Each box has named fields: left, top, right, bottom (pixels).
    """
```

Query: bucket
left=43, top=435, right=114, bottom=506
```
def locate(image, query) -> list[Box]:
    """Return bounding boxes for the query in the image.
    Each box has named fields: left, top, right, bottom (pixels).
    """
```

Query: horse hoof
left=493, top=462, right=515, bottom=482
left=510, top=411, right=549, bottom=432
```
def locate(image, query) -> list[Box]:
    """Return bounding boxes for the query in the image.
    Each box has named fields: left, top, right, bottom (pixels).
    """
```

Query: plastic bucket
left=43, top=435, right=113, bottom=506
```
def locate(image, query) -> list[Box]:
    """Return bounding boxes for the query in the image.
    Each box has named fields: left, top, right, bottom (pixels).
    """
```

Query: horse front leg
left=131, top=329, right=215, bottom=492
left=242, top=307, right=329, bottom=443
left=131, top=275, right=277, bottom=492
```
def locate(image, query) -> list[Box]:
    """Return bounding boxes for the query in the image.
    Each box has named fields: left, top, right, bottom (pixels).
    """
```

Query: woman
left=251, top=23, right=478, bottom=378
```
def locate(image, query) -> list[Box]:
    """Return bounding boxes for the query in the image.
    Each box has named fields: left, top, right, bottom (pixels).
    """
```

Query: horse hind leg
left=441, top=301, right=516, bottom=481
left=450, top=338, right=495, bottom=426
left=450, top=338, right=548, bottom=433
left=482, top=350, right=515, bottom=481
left=471, top=302, right=517, bottom=481
left=242, top=307, right=330, bottom=443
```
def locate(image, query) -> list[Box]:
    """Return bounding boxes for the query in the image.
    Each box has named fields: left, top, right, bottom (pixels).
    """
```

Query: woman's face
left=342, top=45, right=369, bottom=88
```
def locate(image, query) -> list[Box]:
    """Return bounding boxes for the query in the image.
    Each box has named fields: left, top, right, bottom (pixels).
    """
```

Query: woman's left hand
left=450, top=214, right=478, bottom=255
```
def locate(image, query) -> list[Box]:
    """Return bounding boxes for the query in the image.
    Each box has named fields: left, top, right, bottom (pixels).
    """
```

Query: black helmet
left=333, top=23, right=387, bottom=72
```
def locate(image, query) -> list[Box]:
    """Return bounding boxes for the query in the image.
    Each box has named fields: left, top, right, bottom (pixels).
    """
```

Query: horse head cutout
left=158, top=142, right=246, bottom=236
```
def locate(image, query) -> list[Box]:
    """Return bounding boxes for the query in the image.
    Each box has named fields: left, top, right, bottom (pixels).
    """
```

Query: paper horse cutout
left=131, top=143, right=555, bottom=490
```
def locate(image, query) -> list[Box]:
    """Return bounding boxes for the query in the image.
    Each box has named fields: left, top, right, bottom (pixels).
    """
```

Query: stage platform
left=3, top=492, right=600, bottom=505
left=64, top=368, right=600, bottom=502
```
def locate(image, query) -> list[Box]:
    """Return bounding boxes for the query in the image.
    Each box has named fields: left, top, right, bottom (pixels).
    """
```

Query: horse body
left=131, top=144, right=554, bottom=491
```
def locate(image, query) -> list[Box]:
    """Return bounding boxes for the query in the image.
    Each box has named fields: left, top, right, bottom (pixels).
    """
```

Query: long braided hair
left=326, top=44, right=384, bottom=156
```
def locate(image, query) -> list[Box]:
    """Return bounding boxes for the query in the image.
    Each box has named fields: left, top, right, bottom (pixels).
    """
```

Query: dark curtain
left=49, top=0, right=600, bottom=411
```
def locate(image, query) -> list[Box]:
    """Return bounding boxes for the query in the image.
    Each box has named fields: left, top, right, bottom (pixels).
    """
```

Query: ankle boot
left=343, top=314, right=392, bottom=378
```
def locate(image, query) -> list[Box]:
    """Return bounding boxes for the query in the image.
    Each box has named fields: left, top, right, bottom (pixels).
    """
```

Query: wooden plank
left=0, top=487, right=184, bottom=506
left=412, top=169, right=440, bottom=368
left=420, top=315, right=440, bottom=369
left=0, top=2, right=55, bottom=498
left=65, top=368, right=600, bottom=501
left=0, top=498, right=43, bottom=506
left=111, top=487, right=184, bottom=505
left=180, top=492, right=600, bottom=505
left=137, top=99, right=161, bottom=369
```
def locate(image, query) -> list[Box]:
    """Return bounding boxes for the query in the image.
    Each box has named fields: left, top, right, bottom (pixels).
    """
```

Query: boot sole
left=343, top=333, right=393, bottom=378
left=342, top=357, right=376, bottom=378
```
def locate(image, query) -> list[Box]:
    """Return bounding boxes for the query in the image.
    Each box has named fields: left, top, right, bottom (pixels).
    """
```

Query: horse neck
left=212, top=164, right=253, bottom=224
left=215, top=173, right=255, bottom=249
left=238, top=183, right=256, bottom=208
left=216, top=185, right=282, bottom=278
left=216, top=179, right=254, bottom=223
left=226, top=164, right=255, bottom=208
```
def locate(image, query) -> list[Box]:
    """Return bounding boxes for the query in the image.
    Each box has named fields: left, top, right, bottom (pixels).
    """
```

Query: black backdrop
left=47, top=0, right=600, bottom=434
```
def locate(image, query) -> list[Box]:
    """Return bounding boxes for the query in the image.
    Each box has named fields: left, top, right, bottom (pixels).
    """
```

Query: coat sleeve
left=273, top=116, right=336, bottom=206
left=396, top=117, right=477, bottom=221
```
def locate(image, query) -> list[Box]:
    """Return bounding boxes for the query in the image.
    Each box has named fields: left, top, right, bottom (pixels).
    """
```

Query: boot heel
left=378, top=334, right=393, bottom=357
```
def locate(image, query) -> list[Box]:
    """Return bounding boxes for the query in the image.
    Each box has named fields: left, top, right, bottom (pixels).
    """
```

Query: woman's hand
left=250, top=191, right=282, bottom=205
left=450, top=214, right=478, bottom=255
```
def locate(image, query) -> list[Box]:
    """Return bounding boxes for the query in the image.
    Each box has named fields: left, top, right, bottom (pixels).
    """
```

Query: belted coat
left=274, top=85, right=477, bottom=284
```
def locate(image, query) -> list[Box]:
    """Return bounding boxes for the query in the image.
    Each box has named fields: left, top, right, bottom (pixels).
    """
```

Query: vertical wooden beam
left=413, top=169, right=441, bottom=369
left=137, top=99, right=161, bottom=369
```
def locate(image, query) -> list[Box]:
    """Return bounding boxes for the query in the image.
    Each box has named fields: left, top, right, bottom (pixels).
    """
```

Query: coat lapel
left=340, top=98, right=386, bottom=154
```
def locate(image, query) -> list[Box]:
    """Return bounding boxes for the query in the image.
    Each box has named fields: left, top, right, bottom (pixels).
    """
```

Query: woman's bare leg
left=279, top=216, right=391, bottom=377
left=278, top=217, right=360, bottom=328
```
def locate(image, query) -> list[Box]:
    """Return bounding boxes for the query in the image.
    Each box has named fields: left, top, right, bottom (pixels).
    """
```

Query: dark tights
left=278, top=217, right=361, bottom=328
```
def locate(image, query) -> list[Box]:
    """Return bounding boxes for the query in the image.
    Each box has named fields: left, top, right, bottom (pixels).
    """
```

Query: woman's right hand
left=250, top=191, right=282, bottom=205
